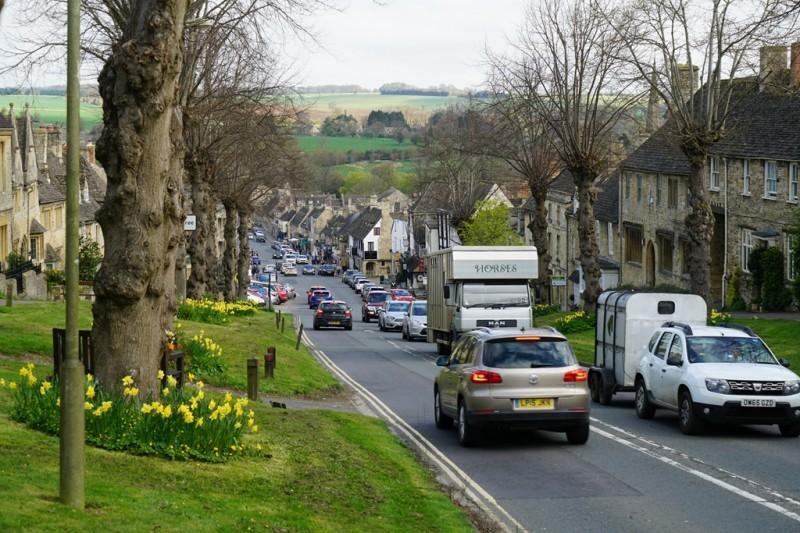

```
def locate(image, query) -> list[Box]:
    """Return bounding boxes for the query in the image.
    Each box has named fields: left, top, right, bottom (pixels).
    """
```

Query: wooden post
left=276, top=310, right=281, bottom=328
left=264, top=346, right=276, bottom=378
left=296, top=323, right=304, bottom=351
left=247, top=358, right=259, bottom=400
left=5, top=281, right=13, bottom=307
left=280, top=315, right=286, bottom=333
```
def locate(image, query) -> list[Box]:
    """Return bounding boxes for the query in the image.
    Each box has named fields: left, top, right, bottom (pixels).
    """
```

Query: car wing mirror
left=435, top=356, right=449, bottom=367
left=779, top=358, right=790, bottom=368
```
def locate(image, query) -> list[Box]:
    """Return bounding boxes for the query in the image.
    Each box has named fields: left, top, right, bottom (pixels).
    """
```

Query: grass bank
left=0, top=301, right=94, bottom=357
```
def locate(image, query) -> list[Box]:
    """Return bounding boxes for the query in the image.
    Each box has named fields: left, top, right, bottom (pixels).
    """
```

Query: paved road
left=252, top=243, right=800, bottom=532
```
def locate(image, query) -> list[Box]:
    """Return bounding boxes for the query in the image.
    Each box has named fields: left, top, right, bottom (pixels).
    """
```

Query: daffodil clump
left=533, top=303, right=559, bottom=317
left=177, top=298, right=257, bottom=324
left=184, top=330, right=227, bottom=378
left=3, top=364, right=258, bottom=462
left=708, top=309, right=732, bottom=326
left=553, top=310, right=596, bottom=333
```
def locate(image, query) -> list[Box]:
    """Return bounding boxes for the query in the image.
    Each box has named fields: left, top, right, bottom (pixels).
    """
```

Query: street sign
left=184, top=215, right=197, bottom=231
left=551, top=275, right=566, bottom=286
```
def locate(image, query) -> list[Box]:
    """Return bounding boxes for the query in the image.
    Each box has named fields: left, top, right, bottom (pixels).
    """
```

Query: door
left=659, top=336, right=685, bottom=408
left=439, top=336, right=472, bottom=413
left=645, top=240, right=656, bottom=287
left=648, top=332, right=670, bottom=402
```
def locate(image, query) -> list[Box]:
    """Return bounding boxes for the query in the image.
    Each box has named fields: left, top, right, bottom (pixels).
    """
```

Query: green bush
left=6, top=251, right=26, bottom=269
left=554, top=310, right=595, bottom=333
left=759, top=247, right=792, bottom=311
left=45, top=269, right=65, bottom=285
left=5, top=363, right=257, bottom=462
left=78, top=236, right=103, bottom=282
left=725, top=267, right=747, bottom=311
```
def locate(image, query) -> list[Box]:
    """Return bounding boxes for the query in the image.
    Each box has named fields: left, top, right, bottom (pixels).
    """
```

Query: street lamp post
left=60, top=0, right=85, bottom=509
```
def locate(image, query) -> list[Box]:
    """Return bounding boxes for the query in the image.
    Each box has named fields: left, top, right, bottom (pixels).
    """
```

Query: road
left=252, top=242, right=800, bottom=532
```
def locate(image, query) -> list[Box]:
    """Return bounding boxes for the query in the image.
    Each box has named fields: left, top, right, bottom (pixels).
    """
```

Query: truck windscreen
left=462, top=282, right=530, bottom=308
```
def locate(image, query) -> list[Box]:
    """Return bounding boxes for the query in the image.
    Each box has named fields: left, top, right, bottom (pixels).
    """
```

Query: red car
left=390, top=289, right=415, bottom=302
left=275, top=284, right=289, bottom=302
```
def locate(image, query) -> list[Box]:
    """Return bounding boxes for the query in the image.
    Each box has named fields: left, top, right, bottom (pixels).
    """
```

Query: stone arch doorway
left=645, top=240, right=656, bottom=287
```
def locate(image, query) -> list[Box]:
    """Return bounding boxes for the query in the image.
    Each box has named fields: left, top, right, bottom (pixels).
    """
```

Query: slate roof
left=349, top=207, right=382, bottom=241
left=0, top=111, right=13, bottom=128
left=80, top=198, right=102, bottom=223
left=521, top=168, right=618, bottom=223
left=280, top=209, right=296, bottom=222
left=29, top=218, right=46, bottom=234
left=262, top=196, right=281, bottom=215
left=338, top=212, right=362, bottom=240
left=289, top=207, right=309, bottom=226
left=320, top=214, right=345, bottom=238
left=377, top=187, right=405, bottom=201
left=623, top=76, right=800, bottom=175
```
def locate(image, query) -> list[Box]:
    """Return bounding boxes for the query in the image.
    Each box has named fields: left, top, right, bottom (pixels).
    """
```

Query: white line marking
left=590, top=422, right=800, bottom=523
left=302, top=331, right=526, bottom=532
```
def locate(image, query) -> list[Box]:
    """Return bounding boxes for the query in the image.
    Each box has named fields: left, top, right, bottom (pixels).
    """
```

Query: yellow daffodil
left=195, top=417, right=204, bottom=427
left=224, top=392, right=232, bottom=403
left=256, top=444, right=262, bottom=451
left=86, top=385, right=96, bottom=399
left=177, top=404, right=190, bottom=415
left=196, top=381, right=205, bottom=390
left=123, top=386, right=140, bottom=397
left=122, top=375, right=134, bottom=387
left=161, top=405, right=172, bottom=418
left=250, top=425, right=258, bottom=433
left=162, top=387, right=170, bottom=397
left=234, top=421, right=242, bottom=429
left=84, top=402, right=93, bottom=410
left=141, top=404, right=153, bottom=414
left=39, top=381, right=53, bottom=395
left=183, top=412, right=194, bottom=424
left=209, top=400, right=217, bottom=410
left=86, top=373, right=94, bottom=383
left=247, top=417, right=254, bottom=428
left=209, top=410, right=219, bottom=421
left=0, top=378, right=5, bottom=387
left=167, top=375, right=177, bottom=388
left=157, top=370, right=165, bottom=380
left=187, top=372, right=195, bottom=382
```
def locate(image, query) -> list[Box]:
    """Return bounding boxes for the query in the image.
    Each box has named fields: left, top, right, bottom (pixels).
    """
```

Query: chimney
left=759, top=45, right=787, bottom=94
left=675, top=64, right=699, bottom=104
left=86, top=142, right=96, bottom=165
left=791, top=42, right=800, bottom=90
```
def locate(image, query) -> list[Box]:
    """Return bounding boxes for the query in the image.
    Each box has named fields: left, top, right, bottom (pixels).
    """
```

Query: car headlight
left=785, top=380, right=800, bottom=395
left=705, top=378, right=731, bottom=394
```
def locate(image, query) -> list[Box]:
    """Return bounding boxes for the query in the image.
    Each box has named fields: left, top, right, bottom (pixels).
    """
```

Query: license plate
left=515, top=398, right=554, bottom=410
left=741, top=399, right=775, bottom=408
left=328, top=320, right=340, bottom=325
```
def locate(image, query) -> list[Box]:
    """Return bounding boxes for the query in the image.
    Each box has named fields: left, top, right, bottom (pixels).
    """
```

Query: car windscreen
left=368, top=292, right=390, bottom=303
left=388, top=302, right=410, bottom=312
left=686, top=336, right=778, bottom=364
left=462, top=282, right=530, bottom=308
left=483, top=338, right=576, bottom=368
left=412, top=303, right=427, bottom=316
left=393, top=289, right=411, bottom=296
left=320, top=303, right=347, bottom=311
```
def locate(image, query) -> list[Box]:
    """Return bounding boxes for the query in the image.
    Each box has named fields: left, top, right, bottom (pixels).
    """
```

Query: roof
left=280, top=209, right=296, bottom=222
left=29, top=218, right=46, bottom=234
left=80, top=198, right=102, bottom=223
left=0, top=110, right=13, bottom=128
left=623, top=77, right=800, bottom=175
left=377, top=187, right=406, bottom=201
left=289, top=207, right=308, bottom=226
left=349, top=207, right=382, bottom=240
left=594, top=174, right=619, bottom=224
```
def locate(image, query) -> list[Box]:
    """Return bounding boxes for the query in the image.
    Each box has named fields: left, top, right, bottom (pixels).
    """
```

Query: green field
left=0, top=95, right=102, bottom=131
left=297, top=135, right=411, bottom=154
left=298, top=92, right=466, bottom=113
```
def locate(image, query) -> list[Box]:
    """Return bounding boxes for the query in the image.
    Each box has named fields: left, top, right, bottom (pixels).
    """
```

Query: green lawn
left=1, top=95, right=103, bottom=131
left=534, top=312, right=595, bottom=365
left=296, top=135, right=411, bottom=154
left=0, top=301, right=94, bottom=358
left=0, top=360, right=472, bottom=532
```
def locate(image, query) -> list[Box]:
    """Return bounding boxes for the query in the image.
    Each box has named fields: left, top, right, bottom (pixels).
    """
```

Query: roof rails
left=714, top=322, right=756, bottom=337
left=662, top=321, right=694, bottom=336
left=472, top=327, right=494, bottom=335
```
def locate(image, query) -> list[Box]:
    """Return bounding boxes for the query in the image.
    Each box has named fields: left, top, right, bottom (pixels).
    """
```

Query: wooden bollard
left=247, top=358, right=259, bottom=400
left=280, top=315, right=286, bottom=333
left=296, top=323, right=304, bottom=351
left=264, top=346, right=276, bottom=378
left=275, top=310, right=281, bottom=328
left=5, top=281, right=13, bottom=307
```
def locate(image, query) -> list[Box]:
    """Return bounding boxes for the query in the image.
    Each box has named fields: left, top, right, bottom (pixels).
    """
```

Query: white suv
left=634, top=322, right=800, bottom=436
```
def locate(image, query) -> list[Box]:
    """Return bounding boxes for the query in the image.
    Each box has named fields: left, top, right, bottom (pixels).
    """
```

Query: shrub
left=178, top=298, right=257, bottom=324
left=184, top=330, right=226, bottom=378
left=45, top=269, right=65, bottom=285
left=553, top=310, right=595, bottom=333
left=3, top=363, right=258, bottom=462
left=725, top=267, right=747, bottom=311
left=78, top=236, right=103, bottom=282
left=751, top=247, right=791, bottom=311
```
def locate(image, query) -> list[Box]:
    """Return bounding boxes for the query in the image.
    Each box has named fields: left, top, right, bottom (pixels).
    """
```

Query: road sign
left=551, top=275, right=567, bottom=286
left=184, top=215, right=197, bottom=231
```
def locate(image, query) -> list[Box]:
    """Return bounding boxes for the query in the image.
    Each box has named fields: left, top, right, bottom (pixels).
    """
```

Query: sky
left=0, top=0, right=530, bottom=90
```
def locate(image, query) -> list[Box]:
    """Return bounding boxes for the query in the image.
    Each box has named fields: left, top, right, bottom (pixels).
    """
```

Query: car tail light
left=315, top=309, right=324, bottom=317
left=515, top=336, right=541, bottom=341
left=470, top=370, right=502, bottom=384
left=563, top=369, right=588, bottom=382
left=344, top=310, right=352, bottom=317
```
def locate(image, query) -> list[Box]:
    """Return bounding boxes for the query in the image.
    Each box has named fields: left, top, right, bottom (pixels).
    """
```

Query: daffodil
left=187, top=372, right=195, bottom=382
left=122, top=375, right=134, bottom=387
left=157, top=370, right=165, bottom=380
left=183, top=412, right=194, bottom=424
left=84, top=402, right=93, bottom=410
left=162, top=387, right=170, bottom=397
left=209, top=400, right=217, bottom=410
left=250, top=425, right=258, bottom=433
left=39, top=381, right=53, bottom=395
left=234, top=421, right=242, bottom=429
left=161, top=405, right=172, bottom=418
left=195, top=417, right=204, bottom=427
left=0, top=378, right=5, bottom=387
left=86, top=373, right=94, bottom=383
left=86, top=385, right=96, bottom=399
left=167, top=375, right=177, bottom=388
left=141, top=404, right=154, bottom=414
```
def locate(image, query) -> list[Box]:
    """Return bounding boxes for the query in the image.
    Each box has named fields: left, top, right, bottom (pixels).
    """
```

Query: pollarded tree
left=461, top=201, right=523, bottom=246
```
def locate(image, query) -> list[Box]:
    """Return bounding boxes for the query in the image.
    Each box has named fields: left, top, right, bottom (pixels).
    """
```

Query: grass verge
left=0, top=301, right=94, bottom=357
left=0, top=359, right=472, bottom=532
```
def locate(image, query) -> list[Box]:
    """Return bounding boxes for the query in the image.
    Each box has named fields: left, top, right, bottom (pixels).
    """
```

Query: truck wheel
left=597, top=374, right=613, bottom=406
left=589, top=374, right=600, bottom=403
left=434, top=388, right=453, bottom=429
left=678, top=391, right=705, bottom=435
left=635, top=379, right=656, bottom=419
left=566, top=423, right=590, bottom=445
left=779, top=423, right=800, bottom=438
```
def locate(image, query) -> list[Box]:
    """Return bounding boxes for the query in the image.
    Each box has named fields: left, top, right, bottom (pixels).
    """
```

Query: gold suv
left=434, top=328, right=590, bottom=446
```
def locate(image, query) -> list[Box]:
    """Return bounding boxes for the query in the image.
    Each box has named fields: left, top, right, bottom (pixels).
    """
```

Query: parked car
left=309, top=289, right=333, bottom=309
left=361, top=291, right=390, bottom=322
left=634, top=322, right=800, bottom=437
left=281, top=263, right=298, bottom=276
left=389, top=288, right=415, bottom=302
left=378, top=300, right=411, bottom=332
left=247, top=233, right=255, bottom=240
left=262, top=264, right=276, bottom=274
left=250, top=256, right=261, bottom=266
left=354, top=278, right=370, bottom=294
left=283, top=284, right=297, bottom=299
left=318, top=264, right=336, bottom=276
left=296, top=255, right=309, bottom=264
left=313, top=301, right=353, bottom=330
left=283, top=253, right=297, bottom=264
left=342, top=269, right=357, bottom=284
left=402, top=301, right=428, bottom=341
left=434, top=328, right=590, bottom=447
left=302, top=265, right=316, bottom=275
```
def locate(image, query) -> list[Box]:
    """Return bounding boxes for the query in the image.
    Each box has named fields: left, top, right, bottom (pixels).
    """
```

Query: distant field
left=296, top=135, right=412, bottom=154
left=0, top=95, right=102, bottom=131
left=297, top=92, right=468, bottom=124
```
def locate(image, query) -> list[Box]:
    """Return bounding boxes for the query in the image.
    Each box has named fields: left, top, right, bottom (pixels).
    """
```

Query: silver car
left=378, top=300, right=411, bottom=332
left=402, top=300, right=427, bottom=341
left=434, top=328, right=590, bottom=447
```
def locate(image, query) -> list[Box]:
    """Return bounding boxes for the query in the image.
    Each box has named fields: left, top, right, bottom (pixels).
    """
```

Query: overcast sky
left=0, top=0, right=529, bottom=89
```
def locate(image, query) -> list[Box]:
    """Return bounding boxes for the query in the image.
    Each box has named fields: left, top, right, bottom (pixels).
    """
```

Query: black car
left=272, top=250, right=283, bottom=259
left=318, top=264, right=336, bottom=276
left=313, top=301, right=353, bottom=330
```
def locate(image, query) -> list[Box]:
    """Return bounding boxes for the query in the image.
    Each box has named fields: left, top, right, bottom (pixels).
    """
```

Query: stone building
left=619, top=44, right=800, bottom=307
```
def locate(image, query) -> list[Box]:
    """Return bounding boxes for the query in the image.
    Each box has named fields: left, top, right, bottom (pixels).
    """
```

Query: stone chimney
left=791, top=42, right=800, bottom=90
left=759, top=45, right=787, bottom=94
left=86, top=142, right=96, bottom=165
left=676, top=64, right=699, bottom=104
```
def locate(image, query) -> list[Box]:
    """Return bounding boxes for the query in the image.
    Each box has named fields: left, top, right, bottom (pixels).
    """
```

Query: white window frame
left=789, top=163, right=798, bottom=203
left=742, top=160, right=750, bottom=196
left=709, top=157, right=720, bottom=190
left=764, top=161, right=778, bottom=198
left=607, top=222, right=614, bottom=256
left=741, top=228, right=753, bottom=272
left=788, top=233, right=797, bottom=281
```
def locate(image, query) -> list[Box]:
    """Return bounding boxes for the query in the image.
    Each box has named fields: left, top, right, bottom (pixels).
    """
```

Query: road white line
left=386, top=339, right=414, bottom=355
left=302, top=331, right=527, bottom=533
left=590, top=420, right=800, bottom=524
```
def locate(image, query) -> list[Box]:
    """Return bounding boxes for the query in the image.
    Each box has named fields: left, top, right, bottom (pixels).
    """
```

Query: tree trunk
left=683, top=149, right=714, bottom=305
left=237, top=207, right=251, bottom=300
left=92, top=0, right=188, bottom=394
left=575, top=178, right=601, bottom=312
left=526, top=191, right=551, bottom=305
left=221, top=200, right=238, bottom=301
left=186, top=159, right=215, bottom=299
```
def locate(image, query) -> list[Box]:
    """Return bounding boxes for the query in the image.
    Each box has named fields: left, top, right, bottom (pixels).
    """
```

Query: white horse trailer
left=589, top=291, right=707, bottom=404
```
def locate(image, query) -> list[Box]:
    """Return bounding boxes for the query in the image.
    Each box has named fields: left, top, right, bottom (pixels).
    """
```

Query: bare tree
left=502, top=0, right=644, bottom=310
left=610, top=0, right=800, bottom=303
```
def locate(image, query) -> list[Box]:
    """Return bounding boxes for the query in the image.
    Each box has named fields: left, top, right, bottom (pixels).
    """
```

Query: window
left=556, top=234, right=561, bottom=261
left=367, top=241, right=374, bottom=252
left=55, top=206, right=63, bottom=229
left=740, top=228, right=753, bottom=272
left=657, top=235, right=673, bottom=272
left=607, top=222, right=614, bottom=256
left=667, top=336, right=683, bottom=366
left=636, top=174, right=643, bottom=203
left=657, top=301, right=676, bottom=314
left=764, top=161, right=777, bottom=197
left=790, top=163, right=798, bottom=202
left=373, top=226, right=381, bottom=236
left=625, top=174, right=631, bottom=200
left=648, top=332, right=661, bottom=353
left=709, top=157, right=720, bottom=190
left=654, top=332, right=673, bottom=360
left=656, top=175, right=662, bottom=206
left=624, top=226, right=643, bottom=263
left=668, top=178, right=678, bottom=208
left=30, top=237, right=38, bottom=260
left=742, top=160, right=751, bottom=195
left=787, top=233, right=797, bottom=281
left=482, top=338, right=577, bottom=368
